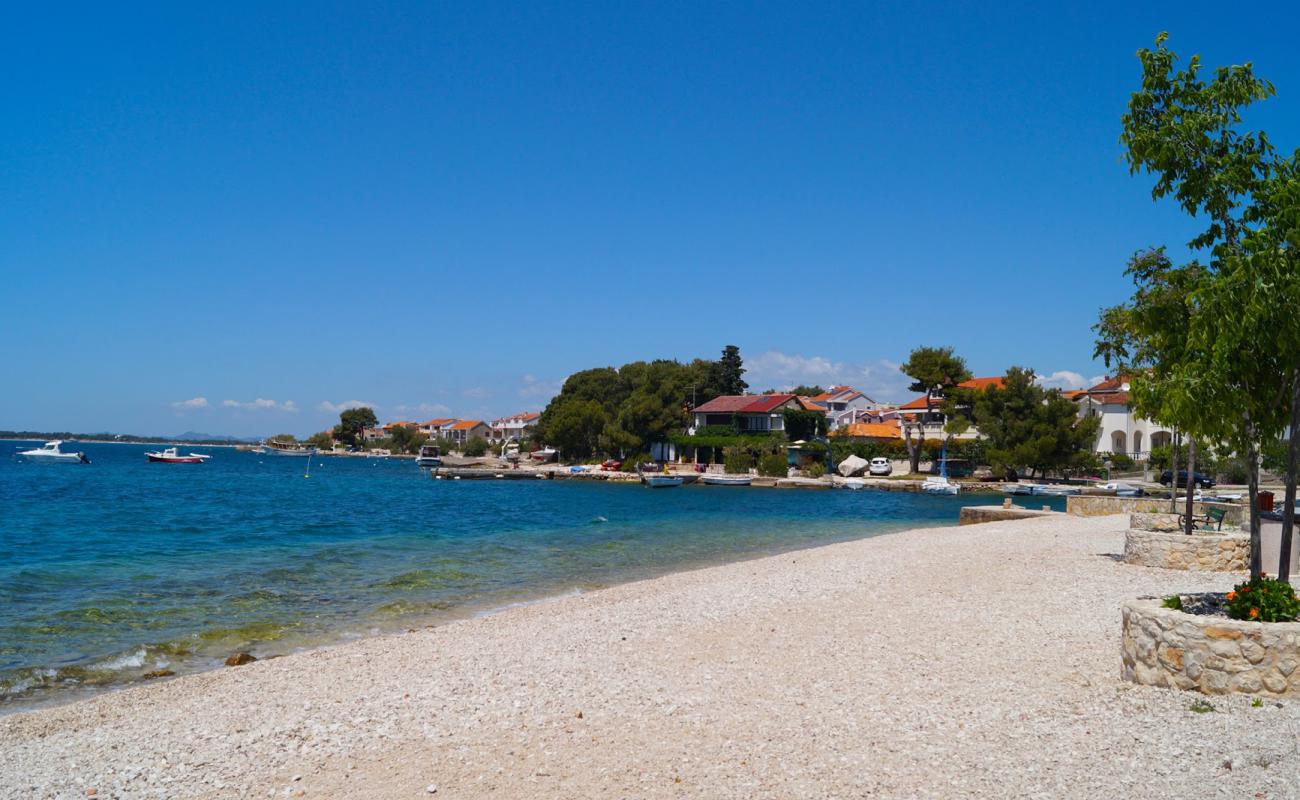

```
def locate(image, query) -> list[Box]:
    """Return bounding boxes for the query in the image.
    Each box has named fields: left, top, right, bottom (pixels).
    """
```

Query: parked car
left=868, top=457, right=892, bottom=476
left=1159, top=470, right=1217, bottom=489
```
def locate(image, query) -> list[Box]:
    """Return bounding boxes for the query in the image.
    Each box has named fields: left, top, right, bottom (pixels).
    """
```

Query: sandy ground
left=4, top=513, right=1300, bottom=799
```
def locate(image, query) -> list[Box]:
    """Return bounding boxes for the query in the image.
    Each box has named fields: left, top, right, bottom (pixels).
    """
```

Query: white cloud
left=744, top=350, right=913, bottom=403
left=317, top=399, right=375, bottom=414
left=1035, top=371, right=1104, bottom=391
left=171, top=396, right=209, bottom=410
left=518, top=374, right=561, bottom=401
left=462, top=386, right=490, bottom=399
left=222, top=398, right=299, bottom=412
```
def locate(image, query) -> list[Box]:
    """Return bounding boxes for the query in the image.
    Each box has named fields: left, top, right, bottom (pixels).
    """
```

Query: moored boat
left=644, top=475, right=684, bottom=488
left=145, top=447, right=210, bottom=464
left=921, top=476, right=959, bottom=495
left=257, top=440, right=316, bottom=457
left=701, top=475, right=752, bottom=486
left=14, top=441, right=90, bottom=464
left=415, top=443, right=442, bottom=468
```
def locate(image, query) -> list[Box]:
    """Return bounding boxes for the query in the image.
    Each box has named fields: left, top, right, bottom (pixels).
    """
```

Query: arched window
left=1111, top=430, right=1127, bottom=454
left=1133, top=431, right=1143, bottom=456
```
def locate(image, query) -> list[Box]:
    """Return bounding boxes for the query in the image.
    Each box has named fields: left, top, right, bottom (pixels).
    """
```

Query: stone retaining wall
left=1122, top=598, right=1300, bottom=696
left=958, top=506, right=1053, bottom=526
left=1069, top=495, right=1244, bottom=526
left=1123, top=526, right=1249, bottom=572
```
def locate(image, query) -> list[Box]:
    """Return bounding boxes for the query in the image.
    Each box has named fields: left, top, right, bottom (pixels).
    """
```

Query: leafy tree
left=1102, top=33, right=1300, bottom=576
left=388, top=425, right=427, bottom=455
left=305, top=431, right=334, bottom=450
left=463, top=436, right=489, bottom=457
left=788, top=385, right=826, bottom=397
left=969, top=368, right=1100, bottom=479
left=782, top=408, right=828, bottom=441
left=544, top=398, right=609, bottom=459
left=335, top=407, right=378, bottom=447
left=899, top=346, right=972, bottom=473
left=712, top=345, right=748, bottom=396
left=270, top=433, right=297, bottom=443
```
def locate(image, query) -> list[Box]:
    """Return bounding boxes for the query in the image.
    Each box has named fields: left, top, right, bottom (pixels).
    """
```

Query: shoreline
left=6, top=512, right=1298, bottom=799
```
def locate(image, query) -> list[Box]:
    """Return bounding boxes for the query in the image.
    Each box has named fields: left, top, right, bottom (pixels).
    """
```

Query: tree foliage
left=899, top=346, right=972, bottom=473
left=966, top=368, right=1100, bottom=479
left=334, top=407, right=378, bottom=446
left=388, top=425, right=427, bottom=455
left=782, top=408, right=828, bottom=441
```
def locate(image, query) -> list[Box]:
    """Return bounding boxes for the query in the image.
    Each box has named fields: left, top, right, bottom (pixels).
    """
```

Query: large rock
left=837, top=455, right=869, bottom=477
left=225, top=652, right=257, bottom=667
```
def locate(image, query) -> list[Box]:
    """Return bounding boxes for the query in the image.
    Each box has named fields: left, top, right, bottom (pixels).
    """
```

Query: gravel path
left=4, top=513, right=1300, bottom=799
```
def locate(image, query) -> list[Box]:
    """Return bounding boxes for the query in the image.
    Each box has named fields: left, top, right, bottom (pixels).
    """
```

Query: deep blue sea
left=0, top=440, right=1061, bottom=709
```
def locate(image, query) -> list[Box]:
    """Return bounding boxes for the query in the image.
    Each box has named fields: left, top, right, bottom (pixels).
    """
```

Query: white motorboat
left=15, top=441, right=90, bottom=464
left=1100, top=481, right=1144, bottom=497
left=701, top=475, right=752, bottom=486
left=841, top=478, right=866, bottom=491
left=529, top=447, right=558, bottom=462
left=644, top=475, right=684, bottom=488
left=921, top=476, right=959, bottom=495
left=258, top=440, right=316, bottom=457
left=1038, top=485, right=1081, bottom=496
left=146, top=447, right=210, bottom=464
left=415, top=443, right=442, bottom=468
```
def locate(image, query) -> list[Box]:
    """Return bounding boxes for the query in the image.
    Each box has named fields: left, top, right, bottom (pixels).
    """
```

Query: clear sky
left=3, top=2, right=1298, bottom=437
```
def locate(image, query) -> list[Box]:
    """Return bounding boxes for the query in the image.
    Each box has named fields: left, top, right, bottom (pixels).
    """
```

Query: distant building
left=361, top=426, right=386, bottom=442
left=832, top=420, right=902, bottom=442
left=445, top=419, right=490, bottom=446
left=689, top=394, right=805, bottom=435
left=804, top=386, right=877, bottom=430
left=490, top=412, right=541, bottom=442
left=418, top=418, right=458, bottom=439
left=1072, top=376, right=1172, bottom=460
left=897, top=377, right=1005, bottom=441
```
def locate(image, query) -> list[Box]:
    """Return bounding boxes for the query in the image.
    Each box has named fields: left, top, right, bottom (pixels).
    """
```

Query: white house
left=690, top=394, right=806, bottom=434
left=490, top=412, right=541, bottom=443
left=805, top=386, right=877, bottom=430
left=418, top=418, right=459, bottom=439
left=1072, top=377, right=1171, bottom=460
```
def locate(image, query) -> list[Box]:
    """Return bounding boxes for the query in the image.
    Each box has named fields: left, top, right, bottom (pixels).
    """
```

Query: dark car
left=1159, top=470, right=1217, bottom=489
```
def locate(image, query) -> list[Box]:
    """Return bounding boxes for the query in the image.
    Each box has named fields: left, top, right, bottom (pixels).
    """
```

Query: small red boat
left=146, top=447, right=211, bottom=464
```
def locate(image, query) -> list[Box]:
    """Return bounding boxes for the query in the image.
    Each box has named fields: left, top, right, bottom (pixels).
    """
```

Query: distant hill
left=0, top=430, right=258, bottom=444
left=170, top=431, right=252, bottom=443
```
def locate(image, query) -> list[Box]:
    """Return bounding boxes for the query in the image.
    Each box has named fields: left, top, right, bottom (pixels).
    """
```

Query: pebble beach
left=5, top=512, right=1299, bottom=799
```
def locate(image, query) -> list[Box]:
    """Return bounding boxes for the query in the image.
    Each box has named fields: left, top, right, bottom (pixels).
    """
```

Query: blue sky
left=3, top=2, right=1298, bottom=437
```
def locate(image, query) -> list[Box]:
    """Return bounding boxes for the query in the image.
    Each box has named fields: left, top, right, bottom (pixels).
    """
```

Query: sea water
left=0, top=441, right=1060, bottom=709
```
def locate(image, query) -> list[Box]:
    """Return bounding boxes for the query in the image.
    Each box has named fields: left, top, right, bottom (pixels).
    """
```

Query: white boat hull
left=922, top=478, right=959, bottom=495
left=701, top=475, right=752, bottom=486
left=644, top=476, right=684, bottom=488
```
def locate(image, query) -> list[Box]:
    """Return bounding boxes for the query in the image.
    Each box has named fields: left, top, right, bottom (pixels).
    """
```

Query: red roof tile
left=693, top=394, right=798, bottom=414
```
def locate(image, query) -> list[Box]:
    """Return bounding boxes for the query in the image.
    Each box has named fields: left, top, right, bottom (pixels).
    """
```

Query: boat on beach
left=145, top=447, right=210, bottom=464
left=922, top=441, right=959, bottom=495
left=644, top=475, right=684, bottom=488
left=701, top=475, right=752, bottom=486
left=14, top=441, right=90, bottom=464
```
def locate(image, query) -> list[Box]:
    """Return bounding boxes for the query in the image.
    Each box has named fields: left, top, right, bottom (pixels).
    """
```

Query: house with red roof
left=804, top=386, right=878, bottom=430
left=690, top=394, right=805, bottom=435
left=490, top=411, right=541, bottom=442
left=444, top=419, right=491, bottom=446
left=897, top=377, right=1006, bottom=441
left=1072, top=376, right=1171, bottom=459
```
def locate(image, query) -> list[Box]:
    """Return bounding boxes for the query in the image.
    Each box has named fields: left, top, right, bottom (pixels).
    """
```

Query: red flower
left=1250, top=608, right=1260, bottom=618
left=1227, top=591, right=1237, bottom=601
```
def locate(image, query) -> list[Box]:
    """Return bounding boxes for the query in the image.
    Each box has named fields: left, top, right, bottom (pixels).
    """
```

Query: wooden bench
left=1177, top=506, right=1228, bottom=532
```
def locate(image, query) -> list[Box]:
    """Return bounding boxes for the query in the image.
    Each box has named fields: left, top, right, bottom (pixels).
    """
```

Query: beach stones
left=225, top=652, right=257, bottom=667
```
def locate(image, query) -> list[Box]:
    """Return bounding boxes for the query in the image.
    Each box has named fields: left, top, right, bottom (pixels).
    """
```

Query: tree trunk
left=904, top=421, right=921, bottom=475
left=1184, top=438, right=1197, bottom=536
left=1169, top=430, right=1180, bottom=514
left=1246, top=415, right=1262, bottom=581
left=1281, top=372, right=1300, bottom=582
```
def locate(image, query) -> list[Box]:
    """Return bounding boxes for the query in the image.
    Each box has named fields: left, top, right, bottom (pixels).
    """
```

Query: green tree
left=270, top=433, right=297, bottom=444
left=463, top=436, right=489, bottom=457
left=788, top=385, right=826, bottom=397
left=544, top=398, right=609, bottom=459
left=899, top=346, right=972, bottom=474
left=305, top=431, right=334, bottom=450
left=1103, top=33, right=1300, bottom=576
left=388, top=425, right=427, bottom=455
left=969, top=368, right=1100, bottom=479
left=782, top=408, right=827, bottom=441
left=335, top=407, right=378, bottom=447
left=712, top=345, right=748, bottom=396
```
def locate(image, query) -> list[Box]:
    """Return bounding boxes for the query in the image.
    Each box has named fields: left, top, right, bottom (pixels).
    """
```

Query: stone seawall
left=1068, top=495, right=1244, bottom=526
left=1122, top=598, right=1300, bottom=696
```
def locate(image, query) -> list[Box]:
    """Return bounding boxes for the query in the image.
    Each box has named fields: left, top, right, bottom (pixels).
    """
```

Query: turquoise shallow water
left=0, top=441, right=1060, bottom=709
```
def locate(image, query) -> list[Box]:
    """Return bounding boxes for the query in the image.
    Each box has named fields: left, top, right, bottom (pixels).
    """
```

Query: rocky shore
left=3, top=513, right=1298, bottom=799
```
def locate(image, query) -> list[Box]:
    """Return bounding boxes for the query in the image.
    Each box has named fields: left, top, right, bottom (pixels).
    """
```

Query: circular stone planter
left=1122, top=598, right=1300, bottom=696
left=1123, top=514, right=1248, bottom=572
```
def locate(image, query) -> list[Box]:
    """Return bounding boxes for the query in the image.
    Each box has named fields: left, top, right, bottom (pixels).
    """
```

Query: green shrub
left=806, top=462, right=826, bottom=479
left=1225, top=577, right=1300, bottom=623
left=757, top=453, right=788, bottom=478
left=463, top=436, right=489, bottom=457
left=1161, top=594, right=1183, bottom=611
left=1108, top=453, right=1135, bottom=471
left=723, top=447, right=753, bottom=474
left=1216, top=456, right=1249, bottom=485
left=622, top=453, right=656, bottom=472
